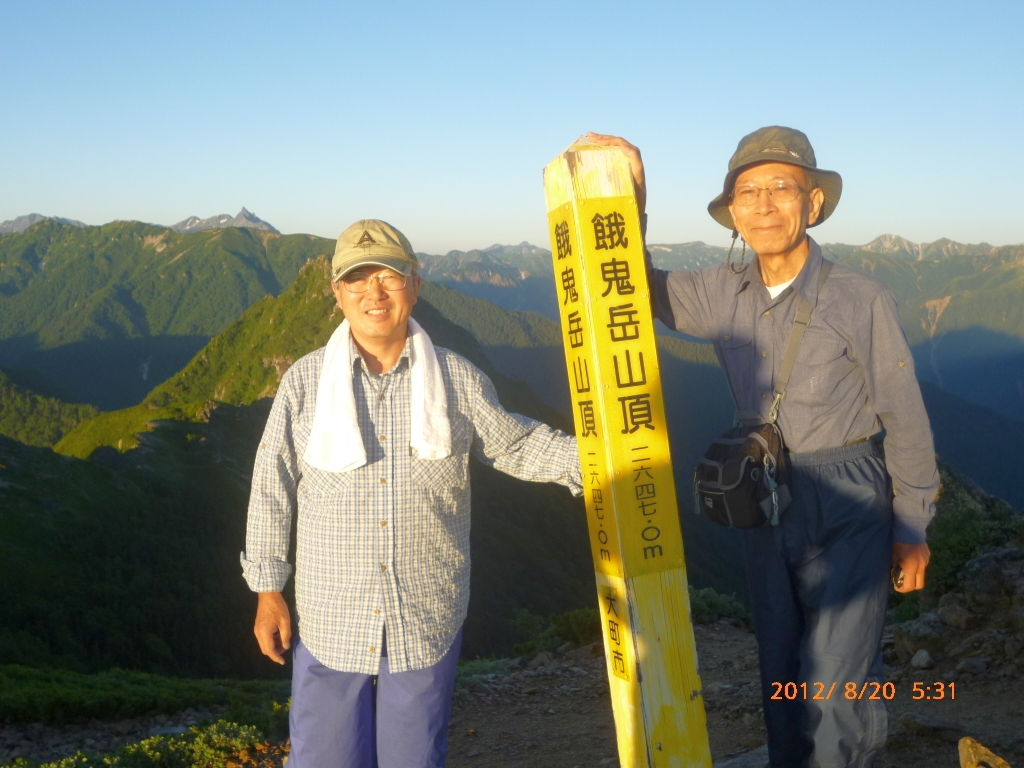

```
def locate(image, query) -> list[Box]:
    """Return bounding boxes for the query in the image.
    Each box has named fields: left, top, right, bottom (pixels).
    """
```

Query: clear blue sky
left=2, top=1, right=1022, bottom=252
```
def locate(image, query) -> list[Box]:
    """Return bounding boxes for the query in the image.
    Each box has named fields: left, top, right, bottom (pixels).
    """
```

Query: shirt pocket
left=411, top=453, right=468, bottom=495
left=300, top=465, right=355, bottom=498
left=795, top=327, right=847, bottom=366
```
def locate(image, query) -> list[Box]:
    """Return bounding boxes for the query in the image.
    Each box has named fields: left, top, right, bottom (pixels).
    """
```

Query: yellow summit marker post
left=543, top=140, right=711, bottom=767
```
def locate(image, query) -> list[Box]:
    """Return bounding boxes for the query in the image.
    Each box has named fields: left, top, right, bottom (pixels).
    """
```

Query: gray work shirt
left=652, top=237, right=938, bottom=544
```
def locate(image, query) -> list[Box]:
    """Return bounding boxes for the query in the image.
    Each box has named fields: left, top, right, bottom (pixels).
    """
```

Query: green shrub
left=12, top=721, right=263, bottom=768
left=687, top=585, right=750, bottom=626
left=923, top=469, right=1024, bottom=601
left=510, top=588, right=748, bottom=660
left=549, top=608, right=601, bottom=647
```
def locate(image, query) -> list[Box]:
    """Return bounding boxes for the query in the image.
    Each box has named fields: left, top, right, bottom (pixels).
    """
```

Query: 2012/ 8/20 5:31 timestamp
left=770, top=682, right=956, bottom=700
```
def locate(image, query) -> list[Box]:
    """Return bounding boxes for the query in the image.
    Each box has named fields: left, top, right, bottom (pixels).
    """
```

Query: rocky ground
left=3, top=543, right=1022, bottom=768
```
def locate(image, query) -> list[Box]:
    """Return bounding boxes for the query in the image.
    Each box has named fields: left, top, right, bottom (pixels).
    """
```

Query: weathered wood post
left=543, top=140, right=712, bottom=767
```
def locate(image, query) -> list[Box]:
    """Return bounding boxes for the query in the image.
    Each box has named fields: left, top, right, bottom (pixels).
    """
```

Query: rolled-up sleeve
left=855, top=290, right=939, bottom=543
left=468, top=370, right=583, bottom=496
left=651, top=266, right=717, bottom=340
left=240, top=372, right=301, bottom=592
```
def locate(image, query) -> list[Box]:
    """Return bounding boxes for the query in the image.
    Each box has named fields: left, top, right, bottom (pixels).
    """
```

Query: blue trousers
left=743, top=442, right=892, bottom=768
left=288, top=628, right=463, bottom=768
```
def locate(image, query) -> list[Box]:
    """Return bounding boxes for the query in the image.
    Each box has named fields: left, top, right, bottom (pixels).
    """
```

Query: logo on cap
left=356, top=230, right=376, bottom=247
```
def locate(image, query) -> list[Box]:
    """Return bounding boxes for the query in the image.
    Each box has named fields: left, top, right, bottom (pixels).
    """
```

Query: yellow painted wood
left=544, top=139, right=712, bottom=767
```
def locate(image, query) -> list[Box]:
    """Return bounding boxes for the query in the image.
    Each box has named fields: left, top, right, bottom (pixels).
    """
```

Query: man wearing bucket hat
left=241, top=219, right=583, bottom=768
left=590, top=128, right=938, bottom=767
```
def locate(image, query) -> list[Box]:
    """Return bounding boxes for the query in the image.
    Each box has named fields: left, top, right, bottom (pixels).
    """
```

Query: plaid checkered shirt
left=241, top=335, right=582, bottom=674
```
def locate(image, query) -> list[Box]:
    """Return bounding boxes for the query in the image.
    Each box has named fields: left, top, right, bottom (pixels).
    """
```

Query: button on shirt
left=241, top=338, right=582, bottom=674
left=652, top=238, right=938, bottom=543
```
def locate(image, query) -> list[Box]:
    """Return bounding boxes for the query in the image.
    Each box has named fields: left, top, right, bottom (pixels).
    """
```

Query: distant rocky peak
left=860, top=234, right=998, bottom=261
left=862, top=234, right=924, bottom=258
left=0, top=213, right=88, bottom=234
left=170, top=208, right=279, bottom=235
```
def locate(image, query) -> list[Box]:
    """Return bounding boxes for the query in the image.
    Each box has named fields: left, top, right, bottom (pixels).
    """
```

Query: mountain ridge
left=0, top=213, right=88, bottom=234
left=170, top=207, right=278, bottom=235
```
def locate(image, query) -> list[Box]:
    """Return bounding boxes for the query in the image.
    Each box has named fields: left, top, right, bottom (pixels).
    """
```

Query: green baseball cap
left=331, top=219, right=419, bottom=281
left=707, top=126, right=843, bottom=230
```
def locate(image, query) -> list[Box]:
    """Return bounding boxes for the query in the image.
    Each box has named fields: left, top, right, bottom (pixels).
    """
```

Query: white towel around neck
left=303, top=317, right=451, bottom=473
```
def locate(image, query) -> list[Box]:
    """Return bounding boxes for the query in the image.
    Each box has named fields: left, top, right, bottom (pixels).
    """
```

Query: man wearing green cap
left=590, top=129, right=938, bottom=767
left=241, top=219, right=583, bottom=768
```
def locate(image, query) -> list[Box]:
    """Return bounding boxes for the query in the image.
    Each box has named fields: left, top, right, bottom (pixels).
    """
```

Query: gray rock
left=1005, top=637, right=1023, bottom=659
left=937, top=604, right=978, bottom=630
left=714, top=744, right=769, bottom=767
left=1008, top=607, right=1024, bottom=634
left=961, top=555, right=1010, bottom=607
left=705, top=682, right=736, bottom=695
left=938, top=592, right=965, bottom=608
left=898, top=713, right=962, bottom=743
left=894, top=612, right=953, bottom=660
left=956, top=656, right=989, bottom=675
left=527, top=651, right=553, bottom=669
left=556, top=641, right=575, bottom=655
left=910, top=649, right=936, bottom=669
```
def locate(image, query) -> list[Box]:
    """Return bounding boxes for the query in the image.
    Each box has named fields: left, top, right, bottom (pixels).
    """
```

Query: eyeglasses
left=338, top=271, right=410, bottom=293
left=731, top=181, right=806, bottom=207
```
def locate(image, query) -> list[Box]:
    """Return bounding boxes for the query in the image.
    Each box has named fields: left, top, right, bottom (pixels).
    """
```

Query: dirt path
left=446, top=621, right=766, bottom=768
left=446, top=620, right=1023, bottom=768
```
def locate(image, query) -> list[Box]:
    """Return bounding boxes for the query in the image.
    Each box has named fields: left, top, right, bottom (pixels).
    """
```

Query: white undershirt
left=766, top=277, right=796, bottom=300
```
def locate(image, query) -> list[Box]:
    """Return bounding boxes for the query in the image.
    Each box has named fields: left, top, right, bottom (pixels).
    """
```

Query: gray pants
left=743, top=441, right=892, bottom=768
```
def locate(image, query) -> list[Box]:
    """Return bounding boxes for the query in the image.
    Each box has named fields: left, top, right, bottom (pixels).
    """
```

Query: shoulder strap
left=767, top=260, right=833, bottom=423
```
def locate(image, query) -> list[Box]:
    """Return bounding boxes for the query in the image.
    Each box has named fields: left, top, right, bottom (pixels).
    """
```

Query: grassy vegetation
left=3, top=721, right=265, bottom=768
left=0, top=667, right=291, bottom=768
left=0, top=666, right=288, bottom=726
left=0, top=370, right=99, bottom=447
left=53, top=402, right=211, bottom=458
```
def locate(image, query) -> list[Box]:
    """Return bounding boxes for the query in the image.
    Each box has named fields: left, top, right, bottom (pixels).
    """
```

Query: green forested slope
left=0, top=369, right=98, bottom=447
left=0, top=221, right=333, bottom=409
left=9, top=257, right=590, bottom=672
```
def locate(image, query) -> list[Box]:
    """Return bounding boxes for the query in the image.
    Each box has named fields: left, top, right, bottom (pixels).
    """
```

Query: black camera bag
left=694, top=261, right=832, bottom=528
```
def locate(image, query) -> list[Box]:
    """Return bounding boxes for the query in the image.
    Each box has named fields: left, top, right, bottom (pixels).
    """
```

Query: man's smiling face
left=727, top=162, right=824, bottom=259
left=332, top=266, right=421, bottom=348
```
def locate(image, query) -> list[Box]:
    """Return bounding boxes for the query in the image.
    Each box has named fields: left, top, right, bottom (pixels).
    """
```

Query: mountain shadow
left=912, top=327, right=1024, bottom=423
left=0, top=335, right=211, bottom=411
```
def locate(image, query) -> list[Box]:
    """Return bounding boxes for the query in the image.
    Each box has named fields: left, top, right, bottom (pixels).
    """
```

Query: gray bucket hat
left=707, top=126, right=843, bottom=230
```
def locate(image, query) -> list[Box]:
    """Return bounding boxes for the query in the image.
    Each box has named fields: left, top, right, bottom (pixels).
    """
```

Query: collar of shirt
left=734, top=237, right=825, bottom=310
left=349, top=330, right=413, bottom=376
